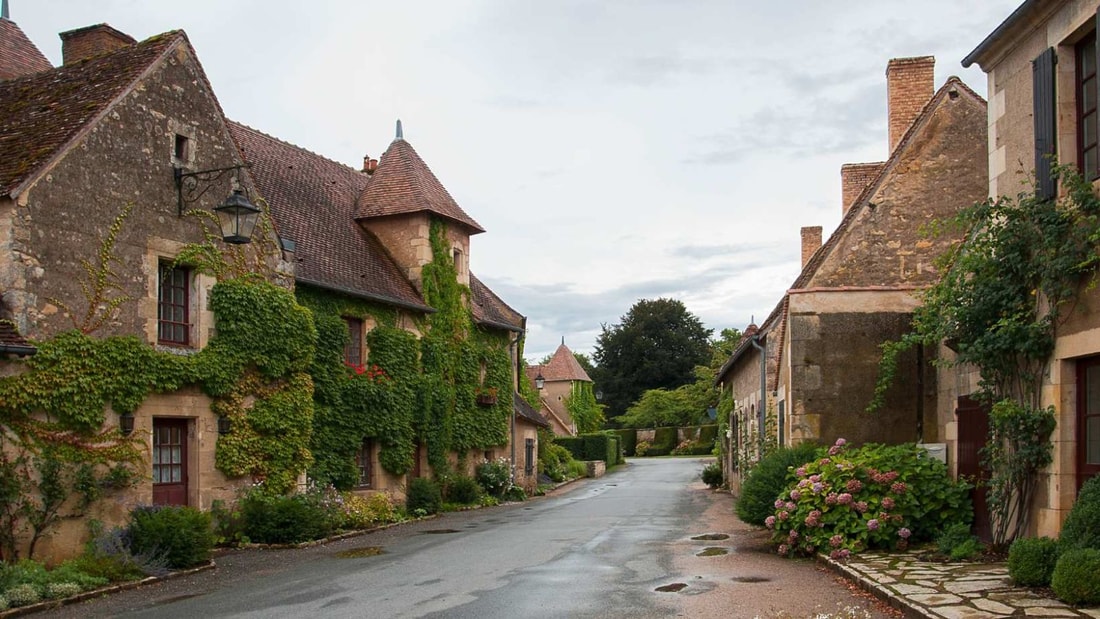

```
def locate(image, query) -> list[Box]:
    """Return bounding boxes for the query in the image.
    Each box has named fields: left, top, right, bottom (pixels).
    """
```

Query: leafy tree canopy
left=591, top=298, right=712, bottom=424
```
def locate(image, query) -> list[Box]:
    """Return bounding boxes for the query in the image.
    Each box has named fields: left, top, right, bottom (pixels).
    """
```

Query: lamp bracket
left=174, top=164, right=251, bottom=216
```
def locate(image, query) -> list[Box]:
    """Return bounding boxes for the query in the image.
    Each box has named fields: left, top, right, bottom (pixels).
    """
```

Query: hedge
left=555, top=433, right=621, bottom=466
left=698, top=424, right=718, bottom=446
left=647, top=427, right=678, bottom=456
left=615, top=429, right=637, bottom=457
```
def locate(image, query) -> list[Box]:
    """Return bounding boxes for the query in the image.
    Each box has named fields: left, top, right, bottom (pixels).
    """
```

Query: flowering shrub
left=475, top=457, right=514, bottom=498
left=340, top=491, right=402, bottom=529
left=634, top=440, right=652, bottom=457
left=767, top=439, right=972, bottom=559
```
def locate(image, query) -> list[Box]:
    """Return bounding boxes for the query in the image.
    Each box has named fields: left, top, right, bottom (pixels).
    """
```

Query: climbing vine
left=418, top=219, right=511, bottom=472
left=302, top=218, right=513, bottom=487
left=0, top=202, right=316, bottom=559
left=870, top=165, right=1100, bottom=546
left=564, top=381, right=604, bottom=434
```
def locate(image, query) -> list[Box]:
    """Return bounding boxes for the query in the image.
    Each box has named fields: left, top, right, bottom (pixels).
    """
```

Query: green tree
left=616, top=388, right=694, bottom=428
left=591, top=298, right=713, bottom=425
left=871, top=166, right=1100, bottom=546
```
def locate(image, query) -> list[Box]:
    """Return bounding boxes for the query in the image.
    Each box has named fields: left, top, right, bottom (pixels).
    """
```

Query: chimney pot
left=59, top=24, right=136, bottom=65
left=886, top=56, right=935, bottom=152
left=801, top=226, right=823, bottom=268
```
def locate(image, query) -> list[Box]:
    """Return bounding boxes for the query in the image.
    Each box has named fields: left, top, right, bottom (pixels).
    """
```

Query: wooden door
left=956, top=396, right=991, bottom=541
left=1077, top=357, right=1100, bottom=492
left=152, top=418, right=188, bottom=506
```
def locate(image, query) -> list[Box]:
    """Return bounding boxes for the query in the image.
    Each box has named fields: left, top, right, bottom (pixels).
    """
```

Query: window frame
left=356, top=438, right=374, bottom=488
left=344, top=317, right=363, bottom=367
left=157, top=263, right=191, bottom=346
left=1076, top=30, right=1098, bottom=182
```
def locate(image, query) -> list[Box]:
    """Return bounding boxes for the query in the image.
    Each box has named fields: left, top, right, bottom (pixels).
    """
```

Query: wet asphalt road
left=43, top=457, right=896, bottom=619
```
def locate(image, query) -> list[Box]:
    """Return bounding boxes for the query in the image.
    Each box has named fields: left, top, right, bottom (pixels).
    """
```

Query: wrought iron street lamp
left=174, top=164, right=260, bottom=244
left=535, top=372, right=545, bottom=390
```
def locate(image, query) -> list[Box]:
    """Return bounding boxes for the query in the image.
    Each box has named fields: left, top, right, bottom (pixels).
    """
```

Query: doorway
left=152, top=418, right=189, bottom=506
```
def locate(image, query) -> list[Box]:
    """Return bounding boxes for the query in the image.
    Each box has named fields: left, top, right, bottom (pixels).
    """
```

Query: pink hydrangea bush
left=766, top=439, right=972, bottom=559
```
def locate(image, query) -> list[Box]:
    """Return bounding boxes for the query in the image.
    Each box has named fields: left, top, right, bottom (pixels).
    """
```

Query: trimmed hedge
left=615, top=429, right=637, bottom=457
left=698, top=424, right=718, bottom=446
left=647, top=427, right=677, bottom=456
left=556, top=437, right=584, bottom=461
left=1008, top=536, right=1059, bottom=587
left=1060, top=475, right=1100, bottom=553
left=554, top=433, right=622, bottom=466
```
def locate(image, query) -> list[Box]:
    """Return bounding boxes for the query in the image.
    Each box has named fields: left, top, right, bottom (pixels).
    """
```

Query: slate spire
left=2, top=0, right=9, bottom=20
left=395, top=119, right=403, bottom=141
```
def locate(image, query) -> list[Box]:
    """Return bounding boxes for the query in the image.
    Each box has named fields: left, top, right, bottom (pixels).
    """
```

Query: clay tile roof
left=536, top=342, right=591, bottom=382
left=513, top=392, right=550, bottom=428
left=0, top=319, right=35, bottom=355
left=469, top=273, right=524, bottom=332
left=0, top=30, right=182, bottom=197
left=355, top=138, right=485, bottom=234
left=0, top=17, right=51, bottom=80
left=229, top=121, right=432, bottom=312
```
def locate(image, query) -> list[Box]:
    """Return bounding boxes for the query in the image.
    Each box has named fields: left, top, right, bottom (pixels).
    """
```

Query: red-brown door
left=956, top=396, right=992, bottom=542
left=1077, top=357, right=1100, bottom=492
left=152, top=419, right=188, bottom=506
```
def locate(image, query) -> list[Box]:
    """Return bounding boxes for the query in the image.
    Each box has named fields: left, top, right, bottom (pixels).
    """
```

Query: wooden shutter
left=1033, top=47, right=1057, bottom=200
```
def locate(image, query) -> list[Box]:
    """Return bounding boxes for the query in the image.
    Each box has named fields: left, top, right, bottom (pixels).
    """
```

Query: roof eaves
left=962, top=1, right=1044, bottom=69
left=296, top=277, right=435, bottom=314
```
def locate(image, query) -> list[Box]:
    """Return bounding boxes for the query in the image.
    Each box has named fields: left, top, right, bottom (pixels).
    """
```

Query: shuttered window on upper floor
left=1034, top=46, right=1058, bottom=200
left=1078, top=26, right=1099, bottom=182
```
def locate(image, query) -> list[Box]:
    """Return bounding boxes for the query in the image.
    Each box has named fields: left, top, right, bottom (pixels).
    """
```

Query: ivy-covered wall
left=301, top=217, right=515, bottom=489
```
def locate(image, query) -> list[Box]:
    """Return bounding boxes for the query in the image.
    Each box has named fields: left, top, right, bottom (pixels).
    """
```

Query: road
left=46, top=457, right=896, bottom=618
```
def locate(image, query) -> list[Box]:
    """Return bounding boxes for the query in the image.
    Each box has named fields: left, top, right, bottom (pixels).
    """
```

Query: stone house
left=716, top=56, right=988, bottom=488
left=0, top=11, right=536, bottom=559
left=527, top=340, right=593, bottom=437
left=952, top=0, right=1100, bottom=538
left=0, top=19, right=292, bottom=560
left=231, top=120, right=536, bottom=496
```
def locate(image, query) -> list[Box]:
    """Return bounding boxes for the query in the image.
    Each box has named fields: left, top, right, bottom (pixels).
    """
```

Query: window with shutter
left=1033, top=46, right=1057, bottom=199
left=1077, top=31, right=1098, bottom=181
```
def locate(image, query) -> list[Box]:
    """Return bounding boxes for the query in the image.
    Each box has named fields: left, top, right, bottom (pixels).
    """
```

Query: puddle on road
left=731, top=576, right=770, bottom=583
left=691, top=533, right=730, bottom=541
left=696, top=547, right=728, bottom=557
left=334, top=546, right=385, bottom=558
left=422, top=529, right=460, bottom=535
left=654, top=583, right=688, bottom=593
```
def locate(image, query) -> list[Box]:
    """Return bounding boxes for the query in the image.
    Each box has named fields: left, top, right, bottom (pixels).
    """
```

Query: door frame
left=1076, top=357, right=1100, bottom=492
left=152, top=417, right=190, bottom=506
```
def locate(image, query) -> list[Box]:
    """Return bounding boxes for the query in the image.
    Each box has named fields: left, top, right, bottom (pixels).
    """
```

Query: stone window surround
left=141, top=238, right=215, bottom=351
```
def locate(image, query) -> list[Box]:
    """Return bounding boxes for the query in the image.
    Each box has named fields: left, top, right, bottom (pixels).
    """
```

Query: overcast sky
left=13, top=0, right=1020, bottom=362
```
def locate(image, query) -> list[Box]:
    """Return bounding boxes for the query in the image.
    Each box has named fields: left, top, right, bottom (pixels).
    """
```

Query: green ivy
left=301, top=219, right=513, bottom=488
left=564, top=382, right=605, bottom=434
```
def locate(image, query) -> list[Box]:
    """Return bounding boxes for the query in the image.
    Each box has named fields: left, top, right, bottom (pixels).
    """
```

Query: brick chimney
left=59, top=24, right=135, bottom=65
left=801, top=226, right=822, bottom=268
left=840, top=162, right=885, bottom=215
left=886, top=56, right=935, bottom=152
left=362, top=155, right=378, bottom=175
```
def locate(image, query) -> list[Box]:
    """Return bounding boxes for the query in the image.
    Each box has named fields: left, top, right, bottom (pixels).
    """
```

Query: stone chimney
left=886, top=56, right=935, bottom=152
left=801, top=226, right=822, bottom=268
left=60, top=24, right=135, bottom=65
left=840, top=162, right=885, bottom=215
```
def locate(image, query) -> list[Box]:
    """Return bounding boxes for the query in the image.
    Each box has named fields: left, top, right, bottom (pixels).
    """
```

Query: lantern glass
left=119, top=413, right=135, bottom=436
left=215, top=190, right=261, bottom=244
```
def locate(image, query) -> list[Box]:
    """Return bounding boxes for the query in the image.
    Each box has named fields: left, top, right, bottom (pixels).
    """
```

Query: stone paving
left=825, top=550, right=1100, bottom=618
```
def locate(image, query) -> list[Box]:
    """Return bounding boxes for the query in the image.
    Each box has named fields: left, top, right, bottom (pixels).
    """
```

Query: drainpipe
left=916, top=342, right=924, bottom=441
left=750, top=335, right=766, bottom=455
